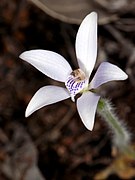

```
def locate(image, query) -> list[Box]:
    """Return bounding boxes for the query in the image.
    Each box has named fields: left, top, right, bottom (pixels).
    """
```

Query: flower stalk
left=97, top=98, right=134, bottom=156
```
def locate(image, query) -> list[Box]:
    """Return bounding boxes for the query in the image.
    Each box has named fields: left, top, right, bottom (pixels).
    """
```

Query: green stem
left=97, top=98, right=131, bottom=154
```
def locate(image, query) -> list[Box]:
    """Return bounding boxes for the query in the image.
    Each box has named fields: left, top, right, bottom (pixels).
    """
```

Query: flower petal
left=20, top=50, right=72, bottom=82
left=77, top=92, right=100, bottom=131
left=75, top=12, right=97, bottom=78
left=90, top=62, right=128, bottom=89
left=25, top=85, right=70, bottom=117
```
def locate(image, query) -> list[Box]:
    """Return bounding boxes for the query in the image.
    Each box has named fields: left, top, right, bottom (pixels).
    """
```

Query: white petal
left=77, top=92, right=100, bottom=131
left=25, top=85, right=70, bottom=117
left=20, top=50, right=72, bottom=82
left=75, top=12, right=97, bottom=78
left=90, top=62, right=128, bottom=89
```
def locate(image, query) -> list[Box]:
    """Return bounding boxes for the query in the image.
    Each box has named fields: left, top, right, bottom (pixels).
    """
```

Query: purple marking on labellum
left=65, top=68, right=88, bottom=101
left=65, top=75, right=86, bottom=97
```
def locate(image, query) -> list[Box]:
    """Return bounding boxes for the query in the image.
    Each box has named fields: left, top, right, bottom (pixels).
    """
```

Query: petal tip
left=25, top=102, right=34, bottom=118
left=79, top=115, right=95, bottom=131
left=88, top=12, right=98, bottom=22
left=19, top=53, right=23, bottom=59
left=90, top=11, right=97, bottom=18
left=85, top=11, right=97, bottom=24
left=25, top=108, right=31, bottom=118
left=85, top=124, right=94, bottom=131
left=25, top=114, right=28, bottom=118
left=19, top=51, right=27, bottom=60
left=124, top=73, right=128, bottom=80
left=120, top=70, right=128, bottom=80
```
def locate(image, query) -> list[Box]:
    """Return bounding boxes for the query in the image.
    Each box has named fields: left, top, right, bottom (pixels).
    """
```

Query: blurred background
left=0, top=0, right=135, bottom=179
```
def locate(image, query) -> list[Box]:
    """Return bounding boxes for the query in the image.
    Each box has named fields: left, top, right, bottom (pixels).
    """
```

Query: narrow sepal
left=77, top=91, right=100, bottom=130
left=25, top=85, right=70, bottom=117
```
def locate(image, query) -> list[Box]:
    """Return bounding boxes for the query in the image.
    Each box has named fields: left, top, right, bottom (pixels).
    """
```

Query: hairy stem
left=97, top=98, right=133, bottom=155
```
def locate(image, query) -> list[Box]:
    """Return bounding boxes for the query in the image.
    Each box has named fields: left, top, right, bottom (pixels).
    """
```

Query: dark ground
left=0, top=0, right=135, bottom=179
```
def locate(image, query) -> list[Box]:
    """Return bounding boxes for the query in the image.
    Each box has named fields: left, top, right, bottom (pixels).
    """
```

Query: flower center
left=65, top=69, right=87, bottom=101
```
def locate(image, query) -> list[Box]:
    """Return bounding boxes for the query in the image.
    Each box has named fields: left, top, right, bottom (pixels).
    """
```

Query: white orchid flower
left=19, top=12, right=128, bottom=131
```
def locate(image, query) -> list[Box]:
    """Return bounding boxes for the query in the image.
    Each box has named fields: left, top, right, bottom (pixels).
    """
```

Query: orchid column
left=19, top=12, right=131, bottom=153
